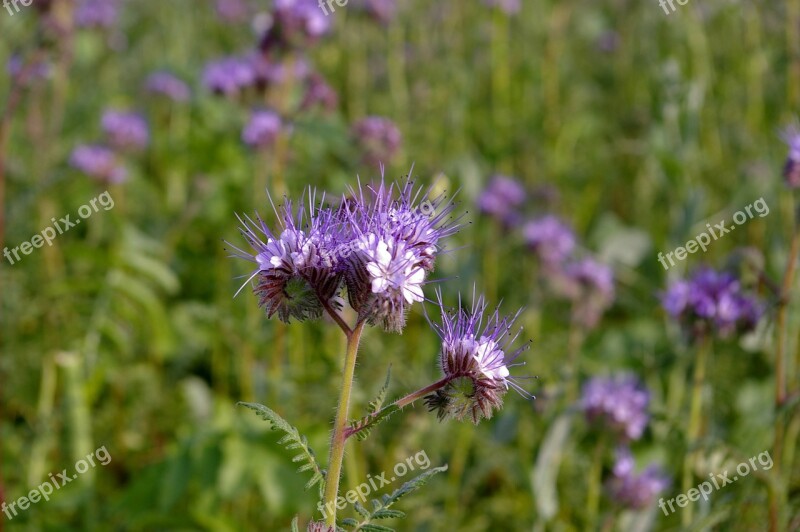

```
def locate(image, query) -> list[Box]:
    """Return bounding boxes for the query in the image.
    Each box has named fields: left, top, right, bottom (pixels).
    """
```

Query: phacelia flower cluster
left=781, top=125, right=800, bottom=189
left=424, top=290, right=532, bottom=424
left=477, top=174, right=527, bottom=226
left=242, top=110, right=284, bottom=149
left=74, top=0, right=119, bottom=29
left=101, top=110, right=149, bottom=151
left=581, top=374, right=650, bottom=442
left=351, top=117, right=403, bottom=167
left=606, top=448, right=670, bottom=510
left=145, top=72, right=191, bottom=102
left=69, top=144, right=127, bottom=184
left=661, top=267, right=763, bottom=339
left=523, top=215, right=576, bottom=266
left=230, top=178, right=458, bottom=332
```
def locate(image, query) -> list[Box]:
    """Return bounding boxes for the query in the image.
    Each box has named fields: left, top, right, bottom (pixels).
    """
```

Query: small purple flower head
left=215, top=0, right=249, bottom=23
left=300, top=73, right=338, bottom=113
left=557, top=257, right=615, bottom=328
left=340, top=176, right=459, bottom=332
left=74, top=0, right=119, bottom=29
left=69, top=144, right=127, bottom=183
left=306, top=521, right=334, bottom=532
left=607, top=448, right=670, bottom=510
left=483, top=0, right=521, bottom=15
left=202, top=56, right=256, bottom=97
left=242, top=110, right=284, bottom=149
left=145, top=72, right=191, bottom=102
left=661, top=267, right=763, bottom=339
left=581, top=374, right=649, bottom=441
left=352, top=0, right=397, bottom=24
left=351, top=116, right=402, bottom=167
left=425, top=290, right=532, bottom=424
left=523, top=215, right=576, bottom=265
left=101, top=110, right=149, bottom=151
left=249, top=54, right=311, bottom=90
left=477, top=174, right=526, bottom=226
left=270, top=0, right=331, bottom=47
left=7, top=55, right=51, bottom=87
left=228, top=190, right=343, bottom=323
left=780, top=125, right=800, bottom=189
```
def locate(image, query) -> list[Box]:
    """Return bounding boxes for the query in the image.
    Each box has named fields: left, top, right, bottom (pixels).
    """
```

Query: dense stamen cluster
left=229, top=177, right=459, bottom=331
left=425, top=290, right=532, bottom=424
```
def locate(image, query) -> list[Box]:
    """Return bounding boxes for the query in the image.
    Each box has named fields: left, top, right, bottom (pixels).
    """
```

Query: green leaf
left=348, top=404, right=401, bottom=442
left=369, top=365, right=392, bottom=414
left=238, top=402, right=326, bottom=497
left=340, top=518, right=359, bottom=527
left=359, top=525, right=394, bottom=532
left=532, top=412, right=573, bottom=521
left=381, top=465, right=449, bottom=507
left=291, top=516, right=299, bottom=532
left=371, top=509, right=405, bottom=520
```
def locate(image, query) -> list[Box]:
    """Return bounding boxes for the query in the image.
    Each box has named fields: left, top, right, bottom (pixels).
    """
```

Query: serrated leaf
left=238, top=402, right=326, bottom=497
left=371, top=509, right=405, bottom=520
left=369, top=365, right=392, bottom=414
left=340, top=518, right=359, bottom=528
left=359, top=524, right=394, bottom=532
left=354, top=502, right=370, bottom=518
left=382, top=465, right=448, bottom=506
left=348, top=404, right=401, bottom=442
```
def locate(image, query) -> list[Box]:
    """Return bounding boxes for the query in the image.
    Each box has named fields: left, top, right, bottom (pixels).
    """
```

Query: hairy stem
left=323, top=320, right=365, bottom=526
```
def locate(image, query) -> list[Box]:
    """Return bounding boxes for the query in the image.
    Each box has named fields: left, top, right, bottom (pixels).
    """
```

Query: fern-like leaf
left=238, top=402, right=326, bottom=497
left=339, top=464, right=448, bottom=531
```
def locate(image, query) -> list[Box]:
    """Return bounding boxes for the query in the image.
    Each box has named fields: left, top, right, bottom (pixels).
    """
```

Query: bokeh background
left=2, top=0, right=799, bottom=530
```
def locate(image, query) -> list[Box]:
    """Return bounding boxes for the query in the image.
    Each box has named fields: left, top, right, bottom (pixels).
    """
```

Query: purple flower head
left=523, top=215, right=575, bottom=265
left=425, top=290, right=532, bottom=424
left=242, top=110, right=285, bottom=149
left=581, top=374, right=650, bottom=441
left=781, top=125, right=800, bottom=189
left=74, top=0, right=119, bottom=29
left=101, top=110, right=149, bottom=151
left=300, top=73, right=338, bottom=113
left=554, top=257, right=615, bottom=328
left=351, top=116, right=402, bottom=167
left=227, top=190, right=343, bottom=323
left=202, top=56, right=256, bottom=96
left=269, top=0, right=331, bottom=47
left=607, top=448, right=670, bottom=510
left=477, top=174, right=526, bottom=226
left=483, top=0, right=521, bottom=15
left=145, top=72, right=191, bottom=102
left=69, top=144, right=127, bottom=183
left=351, top=0, right=397, bottom=24
left=339, top=176, right=460, bottom=332
left=215, top=0, right=249, bottom=23
left=7, top=55, right=51, bottom=87
left=661, top=267, right=763, bottom=339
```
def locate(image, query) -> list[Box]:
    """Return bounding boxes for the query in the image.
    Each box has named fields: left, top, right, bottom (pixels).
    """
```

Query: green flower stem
left=682, top=336, right=710, bottom=527
left=586, top=435, right=606, bottom=528
left=323, top=319, right=365, bottom=526
left=770, top=199, right=799, bottom=531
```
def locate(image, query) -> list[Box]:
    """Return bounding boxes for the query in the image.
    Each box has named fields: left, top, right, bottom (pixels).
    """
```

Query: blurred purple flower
left=215, top=0, right=249, bottom=22
left=249, top=53, right=311, bottom=89
left=101, top=110, right=149, bottom=151
left=7, top=55, right=51, bottom=87
left=351, top=116, right=402, bottom=167
left=301, top=73, right=338, bottom=112
left=523, top=215, right=575, bottom=265
left=607, top=448, right=670, bottom=510
left=69, top=144, right=127, bottom=183
left=780, top=125, right=800, bottom=189
left=202, top=56, right=256, bottom=96
left=477, top=175, right=526, bottom=226
left=75, top=0, right=119, bottom=29
left=557, top=257, right=615, bottom=328
left=145, top=72, right=191, bottom=102
left=352, top=0, right=397, bottom=24
left=483, top=0, right=521, bottom=15
left=242, top=110, right=284, bottom=149
left=582, top=374, right=650, bottom=442
left=662, top=267, right=763, bottom=339
left=272, top=0, right=331, bottom=45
